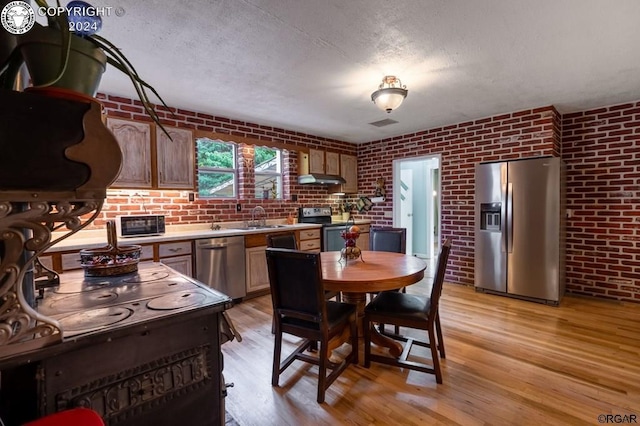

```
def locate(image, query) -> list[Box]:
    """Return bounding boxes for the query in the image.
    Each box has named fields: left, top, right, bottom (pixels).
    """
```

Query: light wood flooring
left=222, top=280, right=640, bottom=425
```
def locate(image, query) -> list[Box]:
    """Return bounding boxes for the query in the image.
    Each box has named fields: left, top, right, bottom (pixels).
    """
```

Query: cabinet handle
left=168, top=248, right=183, bottom=253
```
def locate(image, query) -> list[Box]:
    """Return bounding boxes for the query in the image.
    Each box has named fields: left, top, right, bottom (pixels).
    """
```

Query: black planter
left=17, top=25, right=107, bottom=96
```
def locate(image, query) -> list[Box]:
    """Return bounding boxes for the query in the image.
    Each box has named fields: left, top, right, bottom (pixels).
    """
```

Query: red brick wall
left=90, top=93, right=358, bottom=228
left=357, top=107, right=560, bottom=286
left=562, top=102, right=640, bottom=301
left=95, top=91, right=640, bottom=302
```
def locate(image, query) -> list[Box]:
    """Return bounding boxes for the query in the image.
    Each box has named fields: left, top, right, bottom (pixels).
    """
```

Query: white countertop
left=46, top=221, right=322, bottom=252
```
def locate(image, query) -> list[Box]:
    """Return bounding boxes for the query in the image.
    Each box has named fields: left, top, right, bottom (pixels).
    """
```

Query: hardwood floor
left=222, top=281, right=640, bottom=425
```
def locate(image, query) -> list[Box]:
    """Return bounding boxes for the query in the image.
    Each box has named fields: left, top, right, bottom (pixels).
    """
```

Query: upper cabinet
left=309, top=148, right=325, bottom=173
left=157, top=126, right=195, bottom=189
left=107, top=118, right=153, bottom=188
left=325, top=151, right=340, bottom=176
left=339, top=154, right=358, bottom=194
left=107, top=118, right=195, bottom=190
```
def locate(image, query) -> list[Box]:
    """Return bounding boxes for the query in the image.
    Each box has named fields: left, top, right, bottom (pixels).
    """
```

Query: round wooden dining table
left=321, top=250, right=427, bottom=357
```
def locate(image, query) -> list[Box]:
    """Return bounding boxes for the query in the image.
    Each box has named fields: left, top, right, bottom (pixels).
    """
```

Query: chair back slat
left=369, top=227, right=407, bottom=254
left=266, top=232, right=298, bottom=250
left=266, top=248, right=326, bottom=323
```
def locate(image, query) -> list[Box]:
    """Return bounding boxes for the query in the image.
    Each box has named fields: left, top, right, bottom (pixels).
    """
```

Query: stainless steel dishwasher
left=195, top=236, right=246, bottom=299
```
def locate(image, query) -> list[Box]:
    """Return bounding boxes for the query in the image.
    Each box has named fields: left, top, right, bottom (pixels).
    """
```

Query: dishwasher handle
left=199, top=244, right=228, bottom=250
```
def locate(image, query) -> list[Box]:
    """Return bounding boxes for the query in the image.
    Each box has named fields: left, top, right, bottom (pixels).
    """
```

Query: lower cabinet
left=44, top=241, right=194, bottom=277
left=297, top=228, right=321, bottom=252
left=160, top=254, right=193, bottom=277
left=158, top=241, right=193, bottom=277
left=245, top=246, right=269, bottom=294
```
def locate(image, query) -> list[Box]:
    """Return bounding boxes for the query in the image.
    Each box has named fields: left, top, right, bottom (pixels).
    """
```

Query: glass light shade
left=371, top=88, right=408, bottom=113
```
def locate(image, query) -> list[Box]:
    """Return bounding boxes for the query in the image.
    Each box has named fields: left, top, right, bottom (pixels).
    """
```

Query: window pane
left=254, top=147, right=282, bottom=199
left=254, top=146, right=280, bottom=173
left=198, top=171, right=236, bottom=197
left=197, top=138, right=236, bottom=198
left=197, top=138, right=235, bottom=169
left=255, top=175, right=281, bottom=199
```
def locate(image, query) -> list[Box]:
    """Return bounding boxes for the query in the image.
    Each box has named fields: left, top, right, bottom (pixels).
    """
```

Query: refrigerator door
left=475, top=162, right=507, bottom=292
left=507, top=157, right=561, bottom=301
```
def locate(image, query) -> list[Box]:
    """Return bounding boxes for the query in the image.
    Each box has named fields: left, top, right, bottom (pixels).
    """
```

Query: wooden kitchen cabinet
left=309, top=148, right=325, bottom=173
left=45, top=241, right=194, bottom=277
left=245, top=246, right=270, bottom=293
left=325, top=151, right=340, bottom=176
left=107, top=118, right=196, bottom=190
left=328, top=153, right=358, bottom=194
left=156, top=126, right=195, bottom=189
left=106, top=117, right=153, bottom=188
left=297, top=228, right=321, bottom=252
left=158, top=240, right=193, bottom=277
left=160, top=255, right=193, bottom=277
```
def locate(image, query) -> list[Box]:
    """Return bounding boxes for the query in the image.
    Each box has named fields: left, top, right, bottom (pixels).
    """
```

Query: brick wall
left=95, top=92, right=640, bottom=302
left=357, top=107, right=560, bottom=286
left=562, top=102, right=640, bottom=301
left=90, top=93, right=358, bottom=228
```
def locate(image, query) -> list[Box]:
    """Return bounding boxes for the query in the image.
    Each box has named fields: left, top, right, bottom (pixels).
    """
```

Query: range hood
left=297, top=173, right=346, bottom=185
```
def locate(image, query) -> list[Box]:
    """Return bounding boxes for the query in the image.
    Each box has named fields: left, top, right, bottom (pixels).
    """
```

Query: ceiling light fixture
left=371, top=75, right=408, bottom=113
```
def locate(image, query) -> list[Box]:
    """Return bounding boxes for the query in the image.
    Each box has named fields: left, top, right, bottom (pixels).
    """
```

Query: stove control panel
left=299, top=206, right=332, bottom=218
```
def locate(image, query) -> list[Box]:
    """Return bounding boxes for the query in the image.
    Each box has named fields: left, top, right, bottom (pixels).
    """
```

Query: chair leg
left=271, top=329, right=283, bottom=387
left=428, top=325, right=442, bottom=384
left=435, top=311, right=445, bottom=359
left=317, top=340, right=328, bottom=403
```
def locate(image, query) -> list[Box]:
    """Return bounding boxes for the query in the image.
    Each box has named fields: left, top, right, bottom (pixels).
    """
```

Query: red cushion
left=24, top=408, right=104, bottom=426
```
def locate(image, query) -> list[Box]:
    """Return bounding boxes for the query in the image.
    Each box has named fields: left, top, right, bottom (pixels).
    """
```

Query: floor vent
left=369, top=118, right=398, bottom=127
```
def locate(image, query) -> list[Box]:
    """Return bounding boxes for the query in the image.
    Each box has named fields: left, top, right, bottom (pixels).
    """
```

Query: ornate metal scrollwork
left=0, top=200, right=103, bottom=355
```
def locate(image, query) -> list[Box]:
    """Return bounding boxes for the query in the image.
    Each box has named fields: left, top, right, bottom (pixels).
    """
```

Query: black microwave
left=116, top=215, right=166, bottom=237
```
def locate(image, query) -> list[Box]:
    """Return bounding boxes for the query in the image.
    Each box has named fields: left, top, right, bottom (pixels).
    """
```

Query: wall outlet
left=291, top=194, right=298, bottom=202
left=236, top=203, right=241, bottom=212
left=188, top=192, right=195, bottom=202
left=384, top=211, right=393, bottom=218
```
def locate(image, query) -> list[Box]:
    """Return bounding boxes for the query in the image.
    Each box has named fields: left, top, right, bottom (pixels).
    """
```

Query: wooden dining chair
left=363, top=238, right=452, bottom=383
left=368, top=227, right=407, bottom=332
left=369, top=227, right=407, bottom=254
left=265, top=248, right=358, bottom=403
left=266, top=232, right=340, bottom=301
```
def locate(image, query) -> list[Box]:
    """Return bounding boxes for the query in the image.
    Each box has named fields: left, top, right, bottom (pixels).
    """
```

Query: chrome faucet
left=210, top=216, right=221, bottom=230
left=250, top=206, right=266, bottom=227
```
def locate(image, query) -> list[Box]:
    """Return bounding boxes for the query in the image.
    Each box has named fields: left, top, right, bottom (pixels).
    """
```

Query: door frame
left=392, top=154, right=442, bottom=259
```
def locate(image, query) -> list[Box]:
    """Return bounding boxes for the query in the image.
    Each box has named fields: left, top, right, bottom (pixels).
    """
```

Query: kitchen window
left=196, top=138, right=237, bottom=198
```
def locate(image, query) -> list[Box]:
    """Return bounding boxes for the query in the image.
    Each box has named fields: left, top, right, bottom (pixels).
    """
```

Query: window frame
left=196, top=137, right=238, bottom=199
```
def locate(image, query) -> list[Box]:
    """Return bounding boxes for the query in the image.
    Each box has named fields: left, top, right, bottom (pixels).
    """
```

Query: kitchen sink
left=227, top=224, right=289, bottom=230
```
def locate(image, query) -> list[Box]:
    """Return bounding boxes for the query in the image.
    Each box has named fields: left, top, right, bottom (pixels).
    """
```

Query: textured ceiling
left=95, top=0, right=640, bottom=143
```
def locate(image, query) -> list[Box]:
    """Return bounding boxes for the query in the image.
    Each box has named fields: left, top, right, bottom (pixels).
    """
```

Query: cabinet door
left=309, top=148, right=325, bottom=174
left=340, top=154, right=358, bottom=194
left=245, top=246, right=270, bottom=293
left=161, top=254, right=193, bottom=277
left=325, top=151, right=340, bottom=175
left=156, top=126, right=195, bottom=189
left=107, top=118, right=153, bottom=188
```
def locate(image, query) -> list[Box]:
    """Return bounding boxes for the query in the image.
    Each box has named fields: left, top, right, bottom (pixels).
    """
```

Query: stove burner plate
left=123, top=271, right=170, bottom=283
left=60, top=306, right=133, bottom=332
left=147, top=291, right=207, bottom=310
left=50, top=290, right=118, bottom=312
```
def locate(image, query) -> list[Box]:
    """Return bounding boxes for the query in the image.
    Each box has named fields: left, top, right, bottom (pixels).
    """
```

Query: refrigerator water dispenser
left=480, top=203, right=501, bottom=231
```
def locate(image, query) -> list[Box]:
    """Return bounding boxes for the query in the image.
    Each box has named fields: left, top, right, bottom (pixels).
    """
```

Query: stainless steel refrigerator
left=474, top=157, right=565, bottom=304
